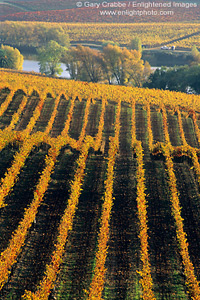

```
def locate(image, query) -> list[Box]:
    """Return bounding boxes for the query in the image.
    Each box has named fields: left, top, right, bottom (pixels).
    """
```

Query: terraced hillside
left=0, top=70, right=200, bottom=299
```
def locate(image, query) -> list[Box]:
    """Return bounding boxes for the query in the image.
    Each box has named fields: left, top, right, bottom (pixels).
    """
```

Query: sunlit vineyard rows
left=0, top=70, right=200, bottom=299
left=60, top=22, right=200, bottom=48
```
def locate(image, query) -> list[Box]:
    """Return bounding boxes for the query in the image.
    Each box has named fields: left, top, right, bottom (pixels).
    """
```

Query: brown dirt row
left=150, top=107, right=165, bottom=144
left=85, top=100, right=101, bottom=138
left=139, top=105, right=189, bottom=299
left=0, top=145, right=48, bottom=255
left=103, top=103, right=140, bottom=300
left=135, top=104, right=150, bottom=160
left=52, top=154, right=106, bottom=300
left=182, top=117, right=199, bottom=148
left=0, top=148, right=78, bottom=299
left=103, top=101, right=116, bottom=156
left=0, top=88, right=10, bottom=106
left=119, top=102, right=132, bottom=156
left=50, top=96, right=70, bottom=137
left=173, top=162, right=200, bottom=281
left=32, top=95, right=55, bottom=132
left=145, top=159, right=188, bottom=299
left=167, top=112, right=182, bottom=147
left=0, top=143, right=19, bottom=182
left=68, top=99, right=86, bottom=140
left=104, top=156, right=140, bottom=300
left=0, top=91, right=25, bottom=130
left=15, top=92, right=40, bottom=131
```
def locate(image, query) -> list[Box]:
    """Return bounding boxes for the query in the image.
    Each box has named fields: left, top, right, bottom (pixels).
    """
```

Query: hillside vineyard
left=0, top=71, right=200, bottom=299
left=2, top=22, right=200, bottom=49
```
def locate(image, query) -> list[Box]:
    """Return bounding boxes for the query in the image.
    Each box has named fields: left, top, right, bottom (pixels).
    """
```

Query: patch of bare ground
left=85, top=100, right=101, bottom=137
left=151, top=107, right=165, bottom=144
left=173, top=162, right=200, bottom=281
left=0, top=88, right=10, bottom=106
left=32, top=95, right=55, bottom=132
left=135, top=104, right=150, bottom=160
left=167, top=112, right=182, bottom=146
left=103, top=103, right=140, bottom=300
left=0, top=148, right=78, bottom=299
left=182, top=116, right=199, bottom=148
left=15, top=91, right=40, bottom=131
left=145, top=159, right=188, bottom=299
left=68, top=99, right=86, bottom=140
left=50, top=96, right=70, bottom=137
left=52, top=154, right=106, bottom=300
left=0, top=90, right=25, bottom=130
left=0, top=145, right=48, bottom=255
left=104, top=156, right=140, bottom=300
left=103, top=101, right=116, bottom=156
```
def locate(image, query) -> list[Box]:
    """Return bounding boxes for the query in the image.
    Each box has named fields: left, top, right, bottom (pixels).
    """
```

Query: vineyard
left=0, top=3, right=200, bottom=23
left=0, top=70, right=200, bottom=299
left=2, top=21, right=200, bottom=50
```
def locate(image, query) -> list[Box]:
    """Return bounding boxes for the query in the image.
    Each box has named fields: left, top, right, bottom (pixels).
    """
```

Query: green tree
left=37, top=40, right=67, bottom=76
left=144, top=67, right=181, bottom=90
left=45, top=26, right=70, bottom=48
left=144, top=65, right=200, bottom=94
left=129, top=37, right=142, bottom=52
left=191, top=45, right=200, bottom=64
left=0, top=45, right=23, bottom=70
left=186, top=64, right=200, bottom=94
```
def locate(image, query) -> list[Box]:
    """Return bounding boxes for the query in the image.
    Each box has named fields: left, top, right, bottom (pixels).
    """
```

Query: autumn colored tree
left=102, top=40, right=119, bottom=47
left=102, top=44, right=147, bottom=86
left=62, top=47, right=80, bottom=80
left=143, top=60, right=152, bottom=82
left=64, top=44, right=150, bottom=86
left=0, top=44, right=23, bottom=70
left=64, top=45, right=104, bottom=83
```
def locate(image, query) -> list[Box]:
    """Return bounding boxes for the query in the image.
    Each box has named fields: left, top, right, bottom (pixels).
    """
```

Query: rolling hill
left=0, top=70, right=200, bottom=299
left=0, top=0, right=200, bottom=22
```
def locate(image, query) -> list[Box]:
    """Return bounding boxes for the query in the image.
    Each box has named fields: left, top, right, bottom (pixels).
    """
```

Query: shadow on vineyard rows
left=0, top=86, right=200, bottom=300
left=0, top=147, right=79, bottom=298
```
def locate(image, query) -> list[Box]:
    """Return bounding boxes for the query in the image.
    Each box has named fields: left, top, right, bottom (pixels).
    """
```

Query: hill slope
left=1, top=0, right=200, bottom=22
left=2, top=21, right=200, bottom=49
left=0, top=71, right=200, bottom=299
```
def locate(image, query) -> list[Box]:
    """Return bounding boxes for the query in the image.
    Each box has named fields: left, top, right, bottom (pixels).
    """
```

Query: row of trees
left=144, top=45, right=200, bottom=94
left=38, top=41, right=151, bottom=87
left=144, top=65, right=200, bottom=94
left=0, top=37, right=149, bottom=87
left=0, top=22, right=70, bottom=49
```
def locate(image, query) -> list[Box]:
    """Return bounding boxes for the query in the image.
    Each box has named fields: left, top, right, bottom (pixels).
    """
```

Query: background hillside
left=0, top=0, right=200, bottom=22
